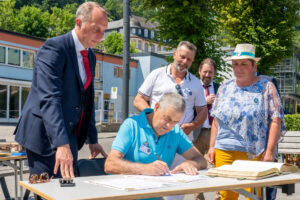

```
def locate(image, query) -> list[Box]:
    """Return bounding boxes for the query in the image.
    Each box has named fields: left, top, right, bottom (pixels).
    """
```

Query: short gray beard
left=174, top=62, right=188, bottom=73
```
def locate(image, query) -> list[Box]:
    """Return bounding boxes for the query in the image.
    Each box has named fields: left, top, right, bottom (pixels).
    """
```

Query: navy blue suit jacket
left=15, top=32, right=98, bottom=157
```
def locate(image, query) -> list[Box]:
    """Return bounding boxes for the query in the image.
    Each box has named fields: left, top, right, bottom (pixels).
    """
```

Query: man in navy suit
left=14, top=1, right=108, bottom=179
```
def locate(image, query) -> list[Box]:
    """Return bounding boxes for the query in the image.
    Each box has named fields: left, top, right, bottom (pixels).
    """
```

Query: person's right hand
left=207, top=147, right=216, bottom=165
left=54, top=144, right=74, bottom=179
left=206, top=94, right=216, bottom=105
left=143, top=160, right=171, bottom=176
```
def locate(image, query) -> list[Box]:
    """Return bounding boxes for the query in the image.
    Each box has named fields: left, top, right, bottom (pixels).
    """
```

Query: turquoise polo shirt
left=112, top=108, right=193, bottom=167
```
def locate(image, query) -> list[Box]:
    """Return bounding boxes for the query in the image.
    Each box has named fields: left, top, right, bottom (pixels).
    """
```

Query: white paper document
left=85, top=173, right=209, bottom=191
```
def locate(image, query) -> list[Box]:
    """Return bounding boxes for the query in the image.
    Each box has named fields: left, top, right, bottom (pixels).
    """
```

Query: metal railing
left=95, top=109, right=138, bottom=123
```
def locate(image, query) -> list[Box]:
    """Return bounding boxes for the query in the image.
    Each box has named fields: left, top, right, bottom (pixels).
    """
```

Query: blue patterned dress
left=211, top=78, right=285, bottom=159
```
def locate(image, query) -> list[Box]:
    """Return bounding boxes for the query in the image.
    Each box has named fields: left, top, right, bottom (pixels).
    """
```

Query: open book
left=206, top=160, right=299, bottom=180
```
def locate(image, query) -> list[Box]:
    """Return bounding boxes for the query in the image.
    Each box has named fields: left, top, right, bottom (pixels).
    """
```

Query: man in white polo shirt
left=133, top=41, right=207, bottom=200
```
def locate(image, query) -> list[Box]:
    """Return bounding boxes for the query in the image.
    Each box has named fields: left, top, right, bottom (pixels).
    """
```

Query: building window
left=8, top=47, right=20, bottom=66
left=21, top=87, right=30, bottom=110
left=151, top=31, right=155, bottom=39
left=95, top=63, right=101, bottom=80
left=0, top=84, right=30, bottom=120
left=157, top=45, right=161, bottom=52
left=131, top=28, right=136, bottom=34
left=144, top=43, right=148, bottom=52
left=9, top=86, right=19, bottom=118
left=22, top=50, right=34, bottom=68
left=113, top=66, right=130, bottom=79
left=151, top=45, right=155, bottom=52
left=119, top=68, right=123, bottom=77
left=138, top=29, right=141, bottom=35
left=114, top=66, right=119, bottom=77
left=131, top=39, right=137, bottom=48
left=0, top=85, right=7, bottom=118
left=0, top=46, right=5, bottom=64
left=144, top=29, right=148, bottom=38
left=138, top=40, right=142, bottom=49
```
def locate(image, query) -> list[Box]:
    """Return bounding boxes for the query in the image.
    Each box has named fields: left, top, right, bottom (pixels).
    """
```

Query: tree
left=0, top=0, right=16, bottom=31
left=103, top=31, right=137, bottom=54
left=136, top=0, right=230, bottom=82
left=213, top=0, right=300, bottom=75
left=49, top=6, right=75, bottom=37
left=14, top=6, right=50, bottom=38
left=130, top=0, right=156, bottom=19
left=104, top=0, right=123, bottom=21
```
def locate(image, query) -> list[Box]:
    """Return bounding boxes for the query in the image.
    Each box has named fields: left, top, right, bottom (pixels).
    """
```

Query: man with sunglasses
left=134, top=41, right=207, bottom=200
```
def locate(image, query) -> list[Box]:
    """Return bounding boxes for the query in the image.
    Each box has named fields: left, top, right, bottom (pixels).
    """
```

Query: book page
left=207, top=164, right=279, bottom=179
left=232, top=160, right=284, bottom=170
left=85, top=177, right=173, bottom=191
left=216, top=164, right=277, bottom=172
left=127, top=173, right=209, bottom=183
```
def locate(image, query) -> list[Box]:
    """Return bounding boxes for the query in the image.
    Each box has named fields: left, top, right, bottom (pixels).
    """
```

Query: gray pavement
left=0, top=125, right=299, bottom=200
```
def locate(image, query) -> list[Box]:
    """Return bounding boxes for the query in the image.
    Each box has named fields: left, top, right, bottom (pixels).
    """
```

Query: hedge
left=284, top=114, right=300, bottom=131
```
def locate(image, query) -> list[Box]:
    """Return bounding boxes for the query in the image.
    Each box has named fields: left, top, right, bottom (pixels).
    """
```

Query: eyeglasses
left=175, top=84, right=183, bottom=96
left=29, top=172, right=50, bottom=184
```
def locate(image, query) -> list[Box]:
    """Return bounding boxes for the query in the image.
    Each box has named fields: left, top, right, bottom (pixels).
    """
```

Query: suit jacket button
left=69, top=122, right=73, bottom=126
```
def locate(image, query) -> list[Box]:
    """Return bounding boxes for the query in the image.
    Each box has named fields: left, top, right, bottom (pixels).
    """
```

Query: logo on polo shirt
left=139, top=141, right=152, bottom=155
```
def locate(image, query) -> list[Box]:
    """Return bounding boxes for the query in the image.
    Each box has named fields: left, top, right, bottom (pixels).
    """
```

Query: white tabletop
left=19, top=170, right=300, bottom=200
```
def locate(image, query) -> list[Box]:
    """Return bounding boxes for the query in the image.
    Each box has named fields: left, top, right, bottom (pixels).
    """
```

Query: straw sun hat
left=227, top=43, right=261, bottom=62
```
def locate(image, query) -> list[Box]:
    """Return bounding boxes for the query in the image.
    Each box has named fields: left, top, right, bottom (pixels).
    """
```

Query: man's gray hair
left=177, top=41, right=197, bottom=54
left=159, top=93, right=186, bottom=114
left=76, top=1, right=108, bottom=23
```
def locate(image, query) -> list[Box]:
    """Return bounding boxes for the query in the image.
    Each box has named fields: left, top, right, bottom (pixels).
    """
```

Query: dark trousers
left=26, top=149, right=61, bottom=178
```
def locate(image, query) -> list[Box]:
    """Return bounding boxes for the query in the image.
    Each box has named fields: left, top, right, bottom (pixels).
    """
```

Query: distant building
left=0, top=29, right=167, bottom=124
left=105, top=15, right=173, bottom=55
left=270, top=48, right=300, bottom=114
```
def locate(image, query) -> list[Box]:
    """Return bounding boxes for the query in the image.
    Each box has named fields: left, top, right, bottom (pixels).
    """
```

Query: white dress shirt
left=200, top=80, right=215, bottom=128
left=71, top=29, right=88, bottom=85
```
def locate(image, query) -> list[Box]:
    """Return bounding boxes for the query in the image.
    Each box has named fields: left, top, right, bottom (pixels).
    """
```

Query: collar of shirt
left=140, top=108, right=154, bottom=129
left=200, top=80, right=213, bottom=87
left=166, top=64, right=191, bottom=81
left=71, top=29, right=87, bottom=55
left=140, top=108, right=161, bottom=141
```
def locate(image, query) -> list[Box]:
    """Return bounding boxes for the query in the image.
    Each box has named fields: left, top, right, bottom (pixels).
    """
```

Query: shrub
left=284, top=114, right=300, bottom=131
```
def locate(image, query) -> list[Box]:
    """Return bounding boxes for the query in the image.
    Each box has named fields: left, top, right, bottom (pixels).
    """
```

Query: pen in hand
left=155, top=153, right=171, bottom=176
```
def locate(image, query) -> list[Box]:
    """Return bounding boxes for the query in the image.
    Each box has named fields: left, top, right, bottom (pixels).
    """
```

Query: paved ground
left=0, top=125, right=299, bottom=199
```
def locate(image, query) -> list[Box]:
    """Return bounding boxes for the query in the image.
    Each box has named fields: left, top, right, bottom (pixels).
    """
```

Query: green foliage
left=130, top=0, right=156, bottom=19
left=104, top=31, right=137, bottom=55
left=213, top=0, right=300, bottom=75
left=14, top=6, right=50, bottom=38
left=0, top=0, right=16, bottom=31
left=284, top=114, right=300, bottom=131
left=137, top=0, right=231, bottom=82
left=0, top=1, right=76, bottom=38
left=104, top=0, right=123, bottom=21
left=48, top=7, right=75, bottom=37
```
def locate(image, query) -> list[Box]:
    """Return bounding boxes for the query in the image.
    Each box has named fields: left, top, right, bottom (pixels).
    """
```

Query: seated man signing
left=105, top=92, right=207, bottom=176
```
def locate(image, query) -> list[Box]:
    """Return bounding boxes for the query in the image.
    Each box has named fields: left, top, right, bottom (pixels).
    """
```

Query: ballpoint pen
left=154, top=153, right=171, bottom=176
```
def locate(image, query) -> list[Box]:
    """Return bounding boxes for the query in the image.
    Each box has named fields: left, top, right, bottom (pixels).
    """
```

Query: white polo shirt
left=200, top=80, right=216, bottom=128
left=138, top=64, right=206, bottom=125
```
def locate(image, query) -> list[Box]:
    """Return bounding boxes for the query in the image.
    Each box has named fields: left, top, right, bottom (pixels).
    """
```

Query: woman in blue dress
left=207, top=44, right=285, bottom=200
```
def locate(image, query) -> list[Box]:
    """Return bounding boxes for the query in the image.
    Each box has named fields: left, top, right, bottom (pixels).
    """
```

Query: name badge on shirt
left=139, top=144, right=152, bottom=155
